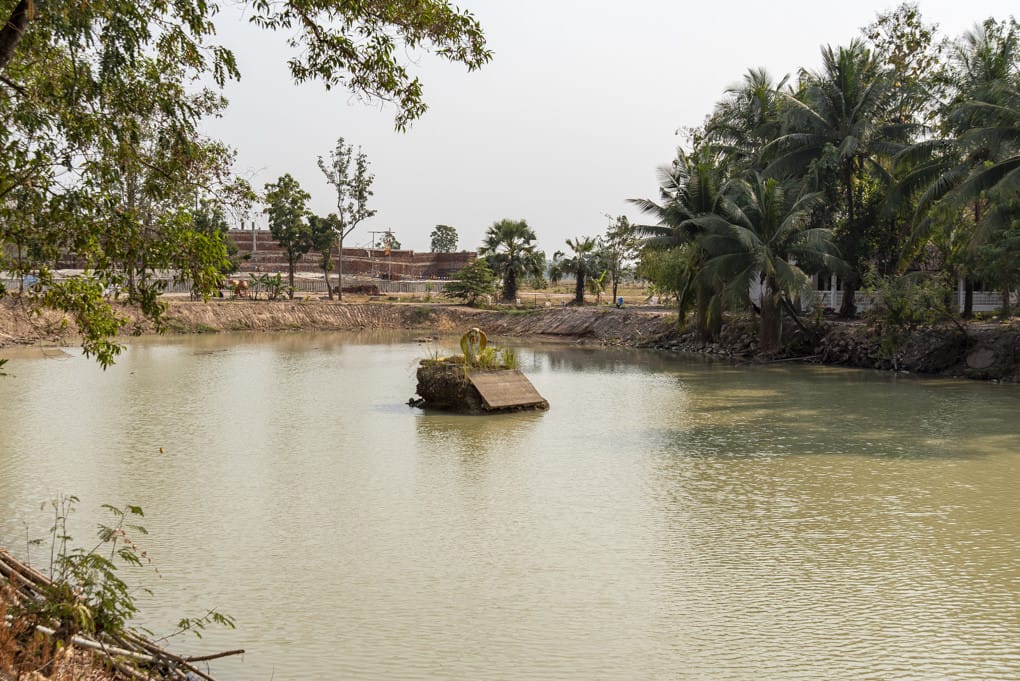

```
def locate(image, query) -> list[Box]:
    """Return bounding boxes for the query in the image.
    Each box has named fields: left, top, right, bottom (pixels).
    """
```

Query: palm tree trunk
left=838, top=166, right=858, bottom=318
left=759, top=279, right=781, bottom=352
left=963, top=278, right=974, bottom=318
left=503, top=269, right=517, bottom=302
left=574, top=274, right=585, bottom=305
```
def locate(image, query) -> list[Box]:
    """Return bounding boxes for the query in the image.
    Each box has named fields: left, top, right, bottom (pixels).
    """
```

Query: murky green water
left=1, top=333, right=1018, bottom=680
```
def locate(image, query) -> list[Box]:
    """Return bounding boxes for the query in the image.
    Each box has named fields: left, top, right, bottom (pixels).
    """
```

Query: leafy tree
left=691, top=174, right=841, bottom=351
left=0, top=0, right=490, bottom=365
left=705, top=68, right=790, bottom=172
left=864, top=270, right=953, bottom=367
left=193, top=199, right=241, bottom=276
left=601, top=215, right=640, bottom=302
left=863, top=3, right=946, bottom=125
left=444, top=259, right=497, bottom=306
left=430, top=224, right=459, bottom=252
left=973, top=216, right=1020, bottom=317
left=309, top=213, right=342, bottom=296
left=550, top=236, right=603, bottom=305
left=479, top=219, right=545, bottom=302
left=631, top=146, right=730, bottom=338
left=318, top=137, right=376, bottom=300
left=896, top=18, right=1020, bottom=316
left=769, top=40, right=910, bottom=317
left=263, top=174, right=312, bottom=299
left=376, top=231, right=402, bottom=251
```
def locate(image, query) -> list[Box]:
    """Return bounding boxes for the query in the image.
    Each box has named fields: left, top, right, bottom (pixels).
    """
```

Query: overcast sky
left=202, top=1, right=1019, bottom=254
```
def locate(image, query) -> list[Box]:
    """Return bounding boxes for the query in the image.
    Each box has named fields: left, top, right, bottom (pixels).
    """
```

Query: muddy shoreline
left=2, top=297, right=1018, bottom=382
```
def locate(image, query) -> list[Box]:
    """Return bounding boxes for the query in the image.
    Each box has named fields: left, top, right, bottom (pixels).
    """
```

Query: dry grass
left=0, top=584, right=119, bottom=681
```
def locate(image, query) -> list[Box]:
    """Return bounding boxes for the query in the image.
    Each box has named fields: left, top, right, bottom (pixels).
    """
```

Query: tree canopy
left=430, top=225, right=459, bottom=252
left=0, top=0, right=490, bottom=365
left=635, top=3, right=1020, bottom=347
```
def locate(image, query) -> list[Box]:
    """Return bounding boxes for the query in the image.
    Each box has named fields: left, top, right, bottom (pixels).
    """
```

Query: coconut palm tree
left=630, top=147, right=730, bottom=338
left=768, top=39, right=911, bottom=317
left=892, top=19, right=1020, bottom=315
left=479, top=218, right=544, bottom=302
left=691, top=174, right=842, bottom=351
left=550, top=236, right=602, bottom=305
left=705, top=67, right=790, bottom=172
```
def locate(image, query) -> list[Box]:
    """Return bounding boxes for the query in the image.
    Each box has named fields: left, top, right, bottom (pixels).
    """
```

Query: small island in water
left=410, top=328, right=549, bottom=414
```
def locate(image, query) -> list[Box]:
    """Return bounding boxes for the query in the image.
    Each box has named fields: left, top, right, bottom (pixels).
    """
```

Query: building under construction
left=228, top=230, right=475, bottom=280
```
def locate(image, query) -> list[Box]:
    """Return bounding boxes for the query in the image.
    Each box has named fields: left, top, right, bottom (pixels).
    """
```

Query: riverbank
left=2, top=297, right=1018, bottom=382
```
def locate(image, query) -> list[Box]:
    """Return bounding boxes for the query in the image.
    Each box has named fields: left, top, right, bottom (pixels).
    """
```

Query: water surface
left=1, top=333, right=1018, bottom=680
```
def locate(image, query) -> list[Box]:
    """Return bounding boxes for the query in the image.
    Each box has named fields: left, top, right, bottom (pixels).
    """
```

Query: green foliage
left=264, top=174, right=312, bottom=299
left=444, top=259, right=497, bottom=306
left=479, top=219, right=545, bottom=302
left=308, top=212, right=342, bottom=278
left=247, top=0, right=491, bottom=131
left=41, top=276, right=128, bottom=369
left=973, top=214, right=1020, bottom=316
left=318, top=137, right=377, bottom=298
left=376, top=231, right=401, bottom=251
left=0, top=0, right=489, bottom=365
left=472, top=346, right=518, bottom=370
left=865, top=270, right=953, bottom=366
left=250, top=273, right=288, bottom=301
left=602, top=215, right=640, bottom=301
left=430, top=224, right=459, bottom=252
left=192, top=199, right=242, bottom=275
left=407, top=307, right=434, bottom=324
left=550, top=236, right=604, bottom=305
left=13, top=495, right=235, bottom=659
left=16, top=497, right=146, bottom=639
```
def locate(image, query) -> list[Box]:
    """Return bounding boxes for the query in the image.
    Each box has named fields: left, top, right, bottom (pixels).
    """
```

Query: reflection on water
left=1, top=333, right=1018, bottom=680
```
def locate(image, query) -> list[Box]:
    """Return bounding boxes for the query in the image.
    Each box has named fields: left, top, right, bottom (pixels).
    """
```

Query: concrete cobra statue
left=460, top=327, right=488, bottom=365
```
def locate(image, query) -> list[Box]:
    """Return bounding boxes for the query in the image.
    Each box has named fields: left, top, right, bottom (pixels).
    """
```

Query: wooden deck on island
left=467, top=370, right=549, bottom=411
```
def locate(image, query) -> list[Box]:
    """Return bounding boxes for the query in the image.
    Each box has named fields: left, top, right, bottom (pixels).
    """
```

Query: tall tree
left=769, top=40, right=909, bottom=317
left=479, top=219, right=544, bottom=303
left=862, top=3, right=946, bottom=125
left=0, top=0, right=489, bottom=365
left=318, top=138, right=376, bottom=300
left=309, top=213, right=342, bottom=298
left=601, top=215, right=640, bottom=303
left=705, top=68, right=790, bottom=172
left=691, top=174, right=841, bottom=351
left=631, top=146, right=730, bottom=338
left=550, top=236, right=603, bottom=305
left=264, top=174, right=312, bottom=299
left=430, top=224, right=459, bottom=252
left=895, top=18, right=1020, bottom=316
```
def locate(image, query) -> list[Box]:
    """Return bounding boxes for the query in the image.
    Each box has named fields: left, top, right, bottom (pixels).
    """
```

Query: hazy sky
left=203, top=1, right=1019, bottom=254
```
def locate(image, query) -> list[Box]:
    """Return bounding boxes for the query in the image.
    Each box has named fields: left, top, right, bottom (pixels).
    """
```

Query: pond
left=1, top=333, right=1018, bottom=680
